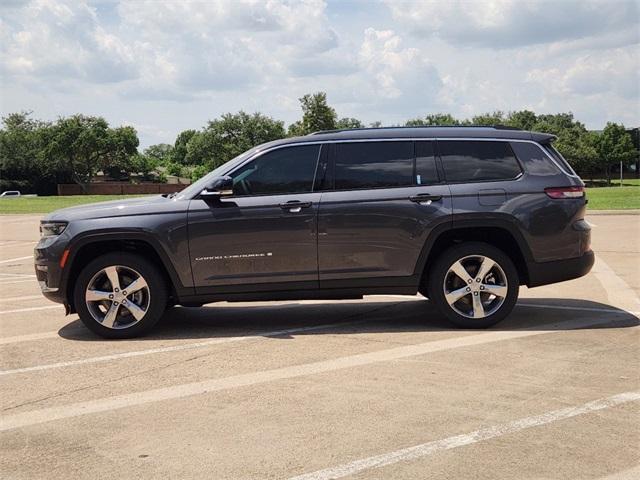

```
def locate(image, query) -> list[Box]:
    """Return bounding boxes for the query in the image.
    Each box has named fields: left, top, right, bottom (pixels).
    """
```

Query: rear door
left=317, top=140, right=452, bottom=286
left=440, top=139, right=524, bottom=214
left=188, top=144, right=322, bottom=292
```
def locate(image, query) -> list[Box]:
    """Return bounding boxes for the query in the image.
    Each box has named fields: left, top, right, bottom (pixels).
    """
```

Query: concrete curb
left=587, top=209, right=640, bottom=216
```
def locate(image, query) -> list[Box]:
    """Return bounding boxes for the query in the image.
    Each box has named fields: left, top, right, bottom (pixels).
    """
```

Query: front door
left=188, top=144, right=322, bottom=293
left=318, top=140, right=452, bottom=285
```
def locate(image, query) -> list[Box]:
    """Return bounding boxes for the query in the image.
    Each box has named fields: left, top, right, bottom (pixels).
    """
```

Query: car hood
left=44, top=195, right=185, bottom=222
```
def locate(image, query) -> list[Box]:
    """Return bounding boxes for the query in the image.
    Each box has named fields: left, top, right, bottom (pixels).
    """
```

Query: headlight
left=40, top=221, right=68, bottom=237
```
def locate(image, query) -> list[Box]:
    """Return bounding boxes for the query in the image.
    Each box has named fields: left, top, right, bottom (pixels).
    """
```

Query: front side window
left=334, top=141, right=414, bottom=190
left=230, top=144, right=320, bottom=196
left=440, top=141, right=522, bottom=183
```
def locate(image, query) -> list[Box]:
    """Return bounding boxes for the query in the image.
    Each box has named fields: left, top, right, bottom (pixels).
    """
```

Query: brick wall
left=57, top=183, right=188, bottom=196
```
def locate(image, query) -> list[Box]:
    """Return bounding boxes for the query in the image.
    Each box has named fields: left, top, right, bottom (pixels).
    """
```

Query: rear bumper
left=527, top=250, right=595, bottom=288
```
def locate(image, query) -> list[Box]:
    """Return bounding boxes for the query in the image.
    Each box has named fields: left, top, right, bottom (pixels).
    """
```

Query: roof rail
left=308, top=125, right=522, bottom=135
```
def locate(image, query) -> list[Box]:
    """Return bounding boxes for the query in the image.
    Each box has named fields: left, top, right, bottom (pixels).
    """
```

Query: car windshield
left=176, top=147, right=260, bottom=200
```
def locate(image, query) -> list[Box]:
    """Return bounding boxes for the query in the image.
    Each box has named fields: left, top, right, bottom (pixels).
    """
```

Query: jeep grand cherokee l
left=35, top=126, right=594, bottom=338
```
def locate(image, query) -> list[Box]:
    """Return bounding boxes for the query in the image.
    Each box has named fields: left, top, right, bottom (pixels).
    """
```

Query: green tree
left=129, top=153, right=159, bottom=182
left=165, top=162, right=184, bottom=177
left=288, top=92, right=337, bottom=136
left=531, top=113, right=597, bottom=176
left=405, top=113, right=461, bottom=126
left=505, top=110, right=538, bottom=130
left=144, top=143, right=173, bottom=164
left=190, top=164, right=209, bottom=182
left=470, top=111, right=506, bottom=126
left=0, top=112, right=54, bottom=193
left=336, top=117, right=364, bottom=129
left=570, top=131, right=600, bottom=180
left=46, top=115, right=139, bottom=192
left=595, top=122, right=636, bottom=184
left=185, top=111, right=285, bottom=170
left=171, top=129, right=196, bottom=165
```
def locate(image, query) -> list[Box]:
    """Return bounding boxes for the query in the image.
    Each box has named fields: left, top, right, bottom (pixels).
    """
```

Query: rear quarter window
left=510, top=142, right=562, bottom=176
left=439, top=141, right=522, bottom=183
left=542, top=143, right=577, bottom=176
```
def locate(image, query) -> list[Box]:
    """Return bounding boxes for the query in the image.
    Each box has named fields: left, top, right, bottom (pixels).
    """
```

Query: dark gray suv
left=35, top=126, right=594, bottom=338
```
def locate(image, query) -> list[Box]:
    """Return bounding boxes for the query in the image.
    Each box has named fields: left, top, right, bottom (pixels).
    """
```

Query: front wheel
left=73, top=253, right=168, bottom=339
left=427, top=242, right=519, bottom=328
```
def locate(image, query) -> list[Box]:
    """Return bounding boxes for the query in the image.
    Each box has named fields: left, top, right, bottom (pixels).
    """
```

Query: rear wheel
left=73, top=253, right=167, bottom=339
left=426, top=242, right=519, bottom=328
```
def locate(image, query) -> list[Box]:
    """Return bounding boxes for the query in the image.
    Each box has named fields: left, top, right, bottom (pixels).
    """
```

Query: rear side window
left=542, top=143, right=576, bottom=176
left=230, top=144, right=320, bottom=196
left=415, top=141, right=439, bottom=185
left=440, top=141, right=522, bottom=183
left=334, top=141, right=413, bottom=190
left=510, top=142, right=561, bottom=176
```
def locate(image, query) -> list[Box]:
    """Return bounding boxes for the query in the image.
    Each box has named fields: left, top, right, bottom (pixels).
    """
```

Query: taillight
left=544, top=186, right=585, bottom=199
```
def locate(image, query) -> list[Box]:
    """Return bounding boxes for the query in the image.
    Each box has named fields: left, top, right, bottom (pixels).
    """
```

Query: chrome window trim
left=190, top=137, right=579, bottom=199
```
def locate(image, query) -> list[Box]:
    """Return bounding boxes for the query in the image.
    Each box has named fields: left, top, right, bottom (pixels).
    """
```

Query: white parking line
left=0, top=316, right=621, bottom=431
left=0, top=305, right=60, bottom=314
left=517, top=303, right=640, bottom=315
left=0, top=279, right=37, bottom=285
left=599, top=465, right=640, bottom=480
left=0, top=295, right=44, bottom=302
left=0, top=331, right=60, bottom=345
left=1, top=299, right=637, bottom=369
left=593, top=256, right=640, bottom=314
left=0, top=273, right=36, bottom=278
left=0, top=319, right=374, bottom=376
left=0, top=255, right=33, bottom=264
left=289, top=391, right=640, bottom=480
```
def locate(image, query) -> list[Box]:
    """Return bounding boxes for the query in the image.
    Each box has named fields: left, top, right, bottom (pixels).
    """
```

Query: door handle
left=409, top=194, right=442, bottom=205
left=280, top=201, right=312, bottom=213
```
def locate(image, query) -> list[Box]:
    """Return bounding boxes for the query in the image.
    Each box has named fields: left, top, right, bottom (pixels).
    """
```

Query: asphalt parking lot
left=0, top=213, right=639, bottom=479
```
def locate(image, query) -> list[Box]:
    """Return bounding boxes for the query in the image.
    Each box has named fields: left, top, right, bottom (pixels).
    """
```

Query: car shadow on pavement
left=57, top=297, right=639, bottom=342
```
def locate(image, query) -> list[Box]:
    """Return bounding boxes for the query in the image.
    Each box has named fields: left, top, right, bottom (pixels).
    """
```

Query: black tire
left=73, top=252, right=168, bottom=339
left=426, top=242, right=519, bottom=329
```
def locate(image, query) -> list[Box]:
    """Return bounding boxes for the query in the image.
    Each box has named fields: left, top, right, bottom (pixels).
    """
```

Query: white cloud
left=355, top=28, right=442, bottom=108
left=527, top=47, right=639, bottom=99
left=0, top=0, right=638, bottom=148
left=1, top=0, right=137, bottom=83
left=384, top=0, right=639, bottom=49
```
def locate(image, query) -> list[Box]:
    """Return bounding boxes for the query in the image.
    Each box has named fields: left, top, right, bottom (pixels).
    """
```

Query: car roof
left=261, top=126, right=556, bottom=150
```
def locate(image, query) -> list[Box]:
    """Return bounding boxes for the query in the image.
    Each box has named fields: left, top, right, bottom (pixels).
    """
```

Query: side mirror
left=200, top=176, right=233, bottom=198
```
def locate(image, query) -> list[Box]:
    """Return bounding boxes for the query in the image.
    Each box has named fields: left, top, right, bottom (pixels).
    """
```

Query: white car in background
left=0, top=191, right=21, bottom=198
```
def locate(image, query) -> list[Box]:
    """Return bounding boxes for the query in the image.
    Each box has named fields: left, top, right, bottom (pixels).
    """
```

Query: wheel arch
left=63, top=232, right=189, bottom=312
left=415, top=218, right=533, bottom=288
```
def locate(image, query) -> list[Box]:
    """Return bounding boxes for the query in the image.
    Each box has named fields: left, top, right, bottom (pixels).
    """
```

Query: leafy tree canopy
left=45, top=115, right=138, bottom=192
left=288, top=92, right=337, bottom=136
left=336, top=117, right=364, bottom=129
left=596, top=122, right=637, bottom=183
left=144, top=143, right=173, bottom=164
left=185, top=111, right=285, bottom=170
left=171, top=129, right=197, bottom=165
left=405, top=113, right=461, bottom=126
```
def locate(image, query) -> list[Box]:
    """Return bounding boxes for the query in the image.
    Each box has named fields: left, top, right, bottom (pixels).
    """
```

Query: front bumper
left=527, top=249, right=595, bottom=288
left=34, top=237, right=68, bottom=304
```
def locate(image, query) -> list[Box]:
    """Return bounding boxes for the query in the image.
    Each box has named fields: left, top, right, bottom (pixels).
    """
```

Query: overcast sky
left=1, top=0, right=638, bottom=148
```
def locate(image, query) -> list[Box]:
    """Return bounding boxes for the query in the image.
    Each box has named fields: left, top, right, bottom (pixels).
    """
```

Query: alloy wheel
left=85, top=265, right=151, bottom=329
left=442, top=255, right=508, bottom=319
